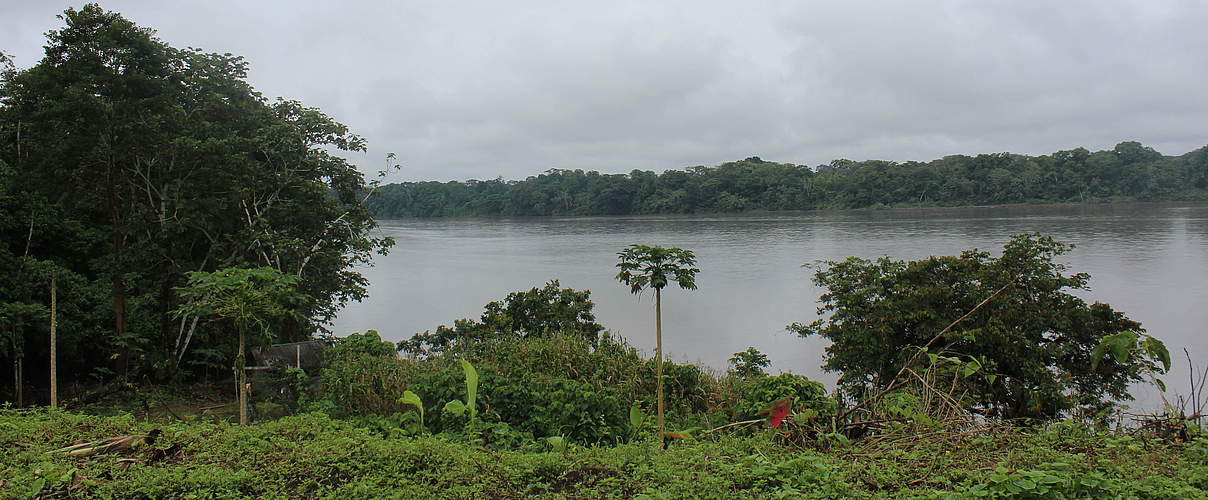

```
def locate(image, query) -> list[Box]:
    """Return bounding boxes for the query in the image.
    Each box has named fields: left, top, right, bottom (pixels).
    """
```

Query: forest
left=2, top=5, right=1206, bottom=499
left=366, top=143, right=1208, bottom=217
left=0, top=5, right=391, bottom=400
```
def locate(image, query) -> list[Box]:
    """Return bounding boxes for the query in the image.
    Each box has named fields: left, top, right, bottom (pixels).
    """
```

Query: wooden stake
left=656, top=288, right=664, bottom=448
left=50, top=270, right=57, bottom=409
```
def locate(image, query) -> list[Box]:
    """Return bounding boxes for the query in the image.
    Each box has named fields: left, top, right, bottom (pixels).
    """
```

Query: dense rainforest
left=0, top=5, right=391, bottom=401
left=366, top=142, right=1208, bottom=217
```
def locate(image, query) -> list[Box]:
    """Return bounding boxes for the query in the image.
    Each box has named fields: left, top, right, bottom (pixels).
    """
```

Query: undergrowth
left=2, top=409, right=1202, bottom=499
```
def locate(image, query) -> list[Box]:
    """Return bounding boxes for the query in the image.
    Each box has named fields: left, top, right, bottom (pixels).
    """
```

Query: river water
left=332, top=202, right=1208, bottom=410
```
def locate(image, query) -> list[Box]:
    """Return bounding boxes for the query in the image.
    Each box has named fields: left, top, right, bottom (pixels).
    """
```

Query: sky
left=3, top=1, right=1207, bottom=182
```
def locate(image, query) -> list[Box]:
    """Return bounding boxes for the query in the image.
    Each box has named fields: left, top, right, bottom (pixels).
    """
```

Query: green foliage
left=321, top=331, right=718, bottom=444
left=365, top=146, right=1208, bottom=218
left=172, top=267, right=302, bottom=340
left=616, top=244, right=700, bottom=445
left=0, top=409, right=1201, bottom=498
left=0, top=4, right=392, bottom=390
left=398, top=390, right=424, bottom=428
left=963, top=464, right=1117, bottom=498
left=439, top=360, right=479, bottom=423
left=461, top=360, right=478, bottom=420
left=400, top=280, right=604, bottom=355
left=328, top=330, right=397, bottom=359
left=729, top=347, right=770, bottom=379
left=791, top=234, right=1154, bottom=420
left=734, top=373, right=837, bottom=421
left=615, top=245, right=700, bottom=293
left=628, top=405, right=647, bottom=440
left=320, top=331, right=418, bottom=416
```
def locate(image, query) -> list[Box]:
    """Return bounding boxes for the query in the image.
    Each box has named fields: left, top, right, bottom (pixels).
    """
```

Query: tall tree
left=615, top=245, right=699, bottom=446
left=0, top=4, right=392, bottom=389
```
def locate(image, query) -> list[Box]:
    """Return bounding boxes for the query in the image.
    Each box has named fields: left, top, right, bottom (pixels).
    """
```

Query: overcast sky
left=3, top=1, right=1207, bottom=181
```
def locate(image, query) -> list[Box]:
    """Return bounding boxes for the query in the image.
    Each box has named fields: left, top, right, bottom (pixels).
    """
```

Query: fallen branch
left=702, top=419, right=764, bottom=435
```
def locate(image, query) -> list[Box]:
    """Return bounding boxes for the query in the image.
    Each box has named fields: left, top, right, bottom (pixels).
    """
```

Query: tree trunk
left=107, top=165, right=129, bottom=379
left=50, top=271, right=57, bottom=409
left=113, top=258, right=128, bottom=378
left=237, top=324, right=248, bottom=425
left=656, top=287, right=664, bottom=447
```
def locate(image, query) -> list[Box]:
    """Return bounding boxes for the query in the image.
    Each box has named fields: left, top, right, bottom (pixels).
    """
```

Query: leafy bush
left=734, top=373, right=837, bottom=421
left=792, top=233, right=1167, bottom=420
left=320, top=331, right=420, bottom=416
left=399, top=281, right=604, bottom=355
left=963, top=464, right=1117, bottom=499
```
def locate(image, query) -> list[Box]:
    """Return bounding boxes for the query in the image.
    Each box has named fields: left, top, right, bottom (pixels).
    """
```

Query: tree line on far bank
left=367, top=142, right=1208, bottom=217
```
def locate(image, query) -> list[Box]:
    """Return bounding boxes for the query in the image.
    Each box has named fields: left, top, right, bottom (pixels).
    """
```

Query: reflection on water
left=334, top=202, right=1208, bottom=410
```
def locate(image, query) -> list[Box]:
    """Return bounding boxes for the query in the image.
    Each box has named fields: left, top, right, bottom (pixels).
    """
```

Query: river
left=332, top=202, right=1208, bottom=410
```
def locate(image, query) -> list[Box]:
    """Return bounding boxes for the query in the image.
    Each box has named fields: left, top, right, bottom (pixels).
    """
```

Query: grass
left=3, top=408, right=1204, bottom=499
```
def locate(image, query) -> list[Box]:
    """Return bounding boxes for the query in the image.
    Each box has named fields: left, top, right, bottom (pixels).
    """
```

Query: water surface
left=334, top=202, right=1208, bottom=409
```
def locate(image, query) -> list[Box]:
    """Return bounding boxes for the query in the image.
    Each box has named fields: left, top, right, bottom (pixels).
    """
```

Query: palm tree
left=615, top=245, right=699, bottom=446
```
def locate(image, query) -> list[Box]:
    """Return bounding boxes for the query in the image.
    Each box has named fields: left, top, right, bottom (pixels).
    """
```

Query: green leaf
left=1154, top=378, right=1166, bottom=392
left=546, top=436, right=567, bottom=453
left=1110, top=331, right=1138, bottom=363
left=443, top=399, right=466, bottom=417
left=1142, top=335, right=1172, bottom=373
left=1013, top=478, right=1036, bottom=490
left=460, top=360, right=478, bottom=420
left=398, top=390, right=424, bottom=427
left=1092, top=331, right=1138, bottom=370
left=985, top=374, right=998, bottom=385
left=629, top=406, right=644, bottom=431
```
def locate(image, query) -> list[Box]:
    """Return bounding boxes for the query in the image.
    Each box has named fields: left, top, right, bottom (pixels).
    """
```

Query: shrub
left=734, top=373, right=836, bottom=421
left=791, top=233, right=1168, bottom=420
left=320, top=331, right=420, bottom=416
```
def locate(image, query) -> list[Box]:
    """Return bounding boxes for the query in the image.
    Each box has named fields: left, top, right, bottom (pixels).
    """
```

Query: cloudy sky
left=3, top=1, right=1206, bottom=181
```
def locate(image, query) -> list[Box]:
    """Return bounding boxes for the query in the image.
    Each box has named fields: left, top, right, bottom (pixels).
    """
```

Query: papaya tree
left=616, top=245, right=699, bottom=445
left=173, top=267, right=301, bottom=425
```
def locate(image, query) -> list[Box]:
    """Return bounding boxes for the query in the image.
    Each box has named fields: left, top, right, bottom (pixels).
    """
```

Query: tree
left=615, top=245, right=699, bottom=445
left=729, top=347, right=770, bottom=379
left=790, top=234, right=1167, bottom=420
left=0, top=4, right=392, bottom=388
left=173, top=267, right=301, bottom=425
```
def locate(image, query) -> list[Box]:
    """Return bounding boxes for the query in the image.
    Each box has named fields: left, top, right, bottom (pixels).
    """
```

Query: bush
left=734, top=373, right=836, bottom=421
left=320, top=331, right=420, bottom=416
left=317, top=332, right=729, bottom=444
left=791, top=234, right=1166, bottom=420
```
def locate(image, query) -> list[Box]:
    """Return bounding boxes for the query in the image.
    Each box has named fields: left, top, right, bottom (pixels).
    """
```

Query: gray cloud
left=3, top=1, right=1206, bottom=181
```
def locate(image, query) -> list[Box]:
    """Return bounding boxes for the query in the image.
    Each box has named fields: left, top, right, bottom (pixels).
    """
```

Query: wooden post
left=295, top=344, right=301, bottom=369
left=50, top=270, right=57, bottom=408
left=15, top=354, right=22, bottom=407
left=655, top=287, right=664, bottom=447
left=237, top=324, right=247, bottom=426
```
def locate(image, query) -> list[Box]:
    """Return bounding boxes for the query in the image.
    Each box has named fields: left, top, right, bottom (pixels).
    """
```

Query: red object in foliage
left=758, top=398, right=792, bottom=429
